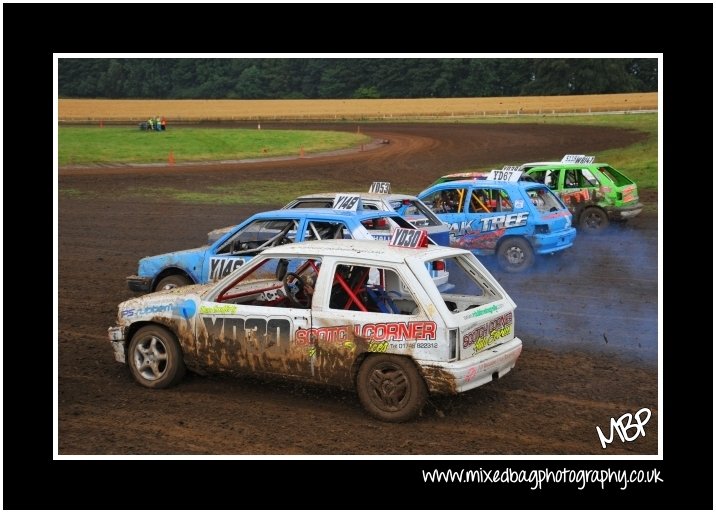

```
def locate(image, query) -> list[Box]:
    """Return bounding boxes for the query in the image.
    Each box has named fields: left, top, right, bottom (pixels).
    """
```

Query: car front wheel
left=155, top=274, right=191, bottom=291
left=128, top=325, right=186, bottom=388
left=357, top=354, right=427, bottom=422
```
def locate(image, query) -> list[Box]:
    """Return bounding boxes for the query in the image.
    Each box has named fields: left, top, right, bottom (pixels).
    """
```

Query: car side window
left=564, top=170, right=580, bottom=188
left=468, top=188, right=513, bottom=213
left=468, top=189, right=491, bottom=213
left=424, top=188, right=464, bottom=214
left=532, top=169, right=559, bottom=189
left=304, top=221, right=348, bottom=241
left=214, top=256, right=321, bottom=309
left=581, top=169, right=599, bottom=187
left=328, top=264, right=416, bottom=315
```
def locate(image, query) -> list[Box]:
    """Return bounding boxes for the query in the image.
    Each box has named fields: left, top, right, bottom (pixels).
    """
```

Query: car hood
left=138, top=247, right=208, bottom=274
left=117, top=285, right=212, bottom=322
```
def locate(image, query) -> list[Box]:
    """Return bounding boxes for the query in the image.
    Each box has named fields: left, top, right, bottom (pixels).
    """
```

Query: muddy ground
left=58, top=122, right=658, bottom=456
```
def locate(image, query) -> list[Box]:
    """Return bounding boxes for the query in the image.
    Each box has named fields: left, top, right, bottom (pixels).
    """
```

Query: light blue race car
left=418, top=177, right=576, bottom=272
left=127, top=206, right=449, bottom=293
left=282, top=181, right=450, bottom=247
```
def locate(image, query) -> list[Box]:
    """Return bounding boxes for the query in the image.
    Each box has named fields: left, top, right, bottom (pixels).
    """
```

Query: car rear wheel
left=579, top=207, right=608, bottom=234
left=128, top=325, right=186, bottom=388
left=497, top=237, right=535, bottom=273
left=156, top=274, right=191, bottom=291
left=357, top=354, right=427, bottom=422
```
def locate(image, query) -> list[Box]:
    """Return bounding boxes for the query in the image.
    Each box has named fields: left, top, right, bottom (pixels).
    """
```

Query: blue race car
left=127, top=204, right=448, bottom=293
left=418, top=176, right=576, bottom=272
left=282, top=182, right=450, bottom=246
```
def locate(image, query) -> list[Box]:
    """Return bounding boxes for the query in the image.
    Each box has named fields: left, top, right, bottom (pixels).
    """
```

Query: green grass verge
left=59, top=113, right=657, bottom=206
left=454, top=113, right=658, bottom=189
left=59, top=127, right=371, bottom=166
left=60, top=179, right=347, bottom=206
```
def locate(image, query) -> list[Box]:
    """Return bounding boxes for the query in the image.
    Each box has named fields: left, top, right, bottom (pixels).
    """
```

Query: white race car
left=283, top=181, right=451, bottom=246
left=109, top=229, right=522, bottom=422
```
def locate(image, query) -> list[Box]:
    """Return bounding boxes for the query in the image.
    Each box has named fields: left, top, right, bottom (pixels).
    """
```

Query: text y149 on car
left=110, top=231, right=523, bottom=422
left=126, top=207, right=449, bottom=293
left=418, top=174, right=576, bottom=273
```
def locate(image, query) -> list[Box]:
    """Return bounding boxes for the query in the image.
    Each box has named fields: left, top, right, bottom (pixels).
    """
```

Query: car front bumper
left=127, top=275, right=152, bottom=293
left=417, top=337, right=522, bottom=394
left=108, top=326, right=126, bottom=363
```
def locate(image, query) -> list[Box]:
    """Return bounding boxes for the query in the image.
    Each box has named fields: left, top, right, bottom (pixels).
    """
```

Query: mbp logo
left=596, top=408, right=651, bottom=449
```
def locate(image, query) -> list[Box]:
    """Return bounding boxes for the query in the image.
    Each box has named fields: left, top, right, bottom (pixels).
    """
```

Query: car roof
left=424, top=179, right=543, bottom=191
left=291, top=192, right=421, bottom=201
left=260, top=238, right=467, bottom=261
left=522, top=162, right=607, bottom=168
left=252, top=208, right=404, bottom=221
left=520, top=161, right=561, bottom=168
left=440, top=171, right=487, bottom=179
left=436, top=171, right=536, bottom=183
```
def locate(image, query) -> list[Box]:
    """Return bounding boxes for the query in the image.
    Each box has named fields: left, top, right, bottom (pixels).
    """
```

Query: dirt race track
left=58, top=122, right=658, bottom=455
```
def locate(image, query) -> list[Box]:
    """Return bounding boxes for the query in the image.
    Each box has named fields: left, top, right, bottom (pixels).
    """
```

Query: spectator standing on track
left=147, top=117, right=154, bottom=131
left=161, top=116, right=167, bottom=131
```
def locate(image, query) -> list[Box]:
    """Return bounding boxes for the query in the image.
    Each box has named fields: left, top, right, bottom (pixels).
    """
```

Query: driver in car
left=302, top=269, right=317, bottom=297
left=283, top=260, right=320, bottom=307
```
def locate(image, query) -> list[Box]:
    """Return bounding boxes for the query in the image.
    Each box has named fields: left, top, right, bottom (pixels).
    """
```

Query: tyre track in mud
left=59, top=345, right=657, bottom=456
left=58, top=122, right=658, bottom=455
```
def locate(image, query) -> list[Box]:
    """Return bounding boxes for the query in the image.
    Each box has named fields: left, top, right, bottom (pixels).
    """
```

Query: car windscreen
left=216, top=219, right=299, bottom=255
left=525, top=186, right=566, bottom=213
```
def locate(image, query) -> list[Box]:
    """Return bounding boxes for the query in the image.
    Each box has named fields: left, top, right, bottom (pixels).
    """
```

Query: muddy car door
left=448, top=185, right=521, bottom=253
left=307, top=258, right=441, bottom=387
left=194, top=255, right=314, bottom=376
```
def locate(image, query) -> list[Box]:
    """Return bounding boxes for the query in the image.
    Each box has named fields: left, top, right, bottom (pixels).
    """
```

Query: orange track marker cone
left=168, top=150, right=175, bottom=166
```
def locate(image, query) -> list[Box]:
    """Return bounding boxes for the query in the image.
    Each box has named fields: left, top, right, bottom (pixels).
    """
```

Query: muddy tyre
left=128, top=325, right=186, bottom=389
left=497, top=237, right=535, bottom=273
left=155, top=274, right=191, bottom=291
left=357, top=354, right=427, bottom=422
left=579, top=207, right=609, bottom=234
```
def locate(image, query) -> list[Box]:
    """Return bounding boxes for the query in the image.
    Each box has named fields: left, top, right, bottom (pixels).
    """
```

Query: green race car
left=520, top=155, right=643, bottom=233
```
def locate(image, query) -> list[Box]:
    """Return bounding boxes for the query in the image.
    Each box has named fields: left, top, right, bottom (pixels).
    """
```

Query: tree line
left=58, top=58, right=657, bottom=99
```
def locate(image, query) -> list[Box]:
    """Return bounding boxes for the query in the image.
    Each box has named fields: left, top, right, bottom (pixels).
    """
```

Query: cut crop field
left=58, top=93, right=657, bottom=121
